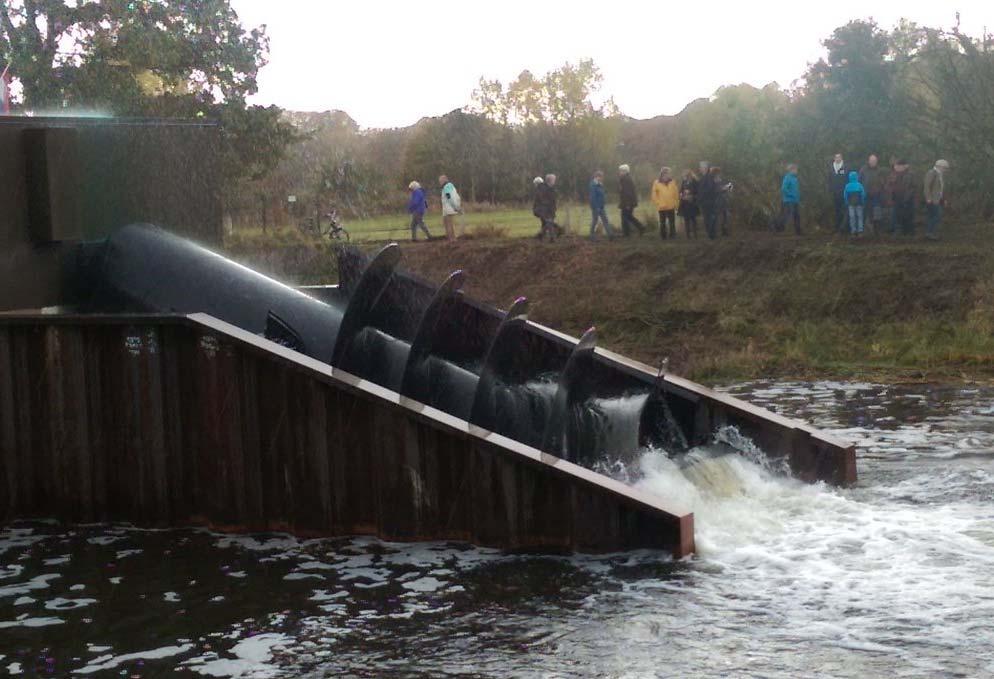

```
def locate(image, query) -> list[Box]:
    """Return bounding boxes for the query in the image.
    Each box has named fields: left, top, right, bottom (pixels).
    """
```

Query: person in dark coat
left=618, top=164, right=644, bottom=237
left=890, top=160, right=916, bottom=235
left=827, top=153, right=848, bottom=233
left=699, top=167, right=721, bottom=240
left=532, top=174, right=560, bottom=241
left=678, top=169, right=700, bottom=239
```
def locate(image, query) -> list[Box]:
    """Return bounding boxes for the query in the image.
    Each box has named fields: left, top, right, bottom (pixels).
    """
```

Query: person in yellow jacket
left=651, top=167, right=680, bottom=239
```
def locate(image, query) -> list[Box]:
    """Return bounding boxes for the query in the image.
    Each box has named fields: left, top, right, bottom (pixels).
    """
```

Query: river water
left=2, top=382, right=993, bottom=677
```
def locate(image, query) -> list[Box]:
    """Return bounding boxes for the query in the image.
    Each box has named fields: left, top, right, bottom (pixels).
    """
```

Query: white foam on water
left=401, top=576, right=446, bottom=593
left=0, top=573, right=61, bottom=598
left=634, top=433, right=994, bottom=672
left=0, top=616, right=64, bottom=629
left=45, top=597, right=97, bottom=611
left=184, top=633, right=288, bottom=678
left=73, top=644, right=193, bottom=674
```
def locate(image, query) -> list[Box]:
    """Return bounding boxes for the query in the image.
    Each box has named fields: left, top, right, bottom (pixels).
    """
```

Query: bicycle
left=299, top=209, right=350, bottom=242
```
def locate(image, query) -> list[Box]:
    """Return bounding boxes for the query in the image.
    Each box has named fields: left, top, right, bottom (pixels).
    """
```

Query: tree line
left=3, top=4, right=992, bottom=229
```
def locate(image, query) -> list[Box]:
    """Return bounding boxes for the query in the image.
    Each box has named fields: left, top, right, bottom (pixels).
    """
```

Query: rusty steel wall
left=0, top=314, right=694, bottom=557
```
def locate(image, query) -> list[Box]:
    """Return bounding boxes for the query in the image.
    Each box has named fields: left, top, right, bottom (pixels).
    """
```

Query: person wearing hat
left=406, top=181, right=432, bottom=241
left=618, top=164, right=644, bottom=237
left=532, top=175, right=560, bottom=241
left=924, top=159, right=950, bottom=241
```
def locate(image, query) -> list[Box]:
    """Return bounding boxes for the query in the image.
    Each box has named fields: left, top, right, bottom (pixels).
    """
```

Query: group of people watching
left=403, top=154, right=951, bottom=244
left=588, top=163, right=732, bottom=241
left=781, top=154, right=951, bottom=239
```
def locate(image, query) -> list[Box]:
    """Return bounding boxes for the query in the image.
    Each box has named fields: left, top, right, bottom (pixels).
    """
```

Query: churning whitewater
left=2, top=382, right=993, bottom=677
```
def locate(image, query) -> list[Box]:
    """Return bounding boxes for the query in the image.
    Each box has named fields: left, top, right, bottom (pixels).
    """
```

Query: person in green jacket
left=438, top=174, right=462, bottom=240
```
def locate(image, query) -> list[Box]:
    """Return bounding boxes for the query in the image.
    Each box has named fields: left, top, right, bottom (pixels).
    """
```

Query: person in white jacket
left=438, top=174, right=462, bottom=240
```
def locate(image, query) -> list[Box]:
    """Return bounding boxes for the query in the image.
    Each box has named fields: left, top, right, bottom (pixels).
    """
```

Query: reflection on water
left=2, top=382, right=994, bottom=677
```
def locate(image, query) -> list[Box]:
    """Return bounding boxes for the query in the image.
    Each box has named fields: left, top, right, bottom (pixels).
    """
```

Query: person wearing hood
left=827, top=153, right=848, bottom=233
left=678, top=169, right=700, bottom=239
left=651, top=167, right=680, bottom=239
left=923, top=159, right=950, bottom=241
left=780, top=164, right=801, bottom=235
left=407, top=181, right=431, bottom=241
left=618, top=164, right=644, bottom=237
left=843, top=171, right=867, bottom=237
left=438, top=174, right=462, bottom=240
left=588, top=170, right=615, bottom=241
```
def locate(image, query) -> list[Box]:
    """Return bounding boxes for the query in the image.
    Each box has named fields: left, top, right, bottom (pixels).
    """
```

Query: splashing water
left=2, top=381, right=994, bottom=677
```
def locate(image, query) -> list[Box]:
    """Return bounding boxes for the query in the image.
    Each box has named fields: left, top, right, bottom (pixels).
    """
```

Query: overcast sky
left=231, top=0, right=991, bottom=129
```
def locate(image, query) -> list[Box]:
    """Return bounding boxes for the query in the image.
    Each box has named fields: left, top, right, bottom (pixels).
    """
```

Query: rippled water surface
left=3, top=382, right=994, bottom=677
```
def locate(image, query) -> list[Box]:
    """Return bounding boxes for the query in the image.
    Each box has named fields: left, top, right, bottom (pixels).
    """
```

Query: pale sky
left=232, top=0, right=991, bottom=130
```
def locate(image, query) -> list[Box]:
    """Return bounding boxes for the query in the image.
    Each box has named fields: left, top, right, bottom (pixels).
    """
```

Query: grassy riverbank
left=225, top=219, right=994, bottom=384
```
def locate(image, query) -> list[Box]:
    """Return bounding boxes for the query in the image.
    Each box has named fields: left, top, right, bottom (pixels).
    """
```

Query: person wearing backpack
left=843, top=171, right=867, bottom=237
left=438, top=174, right=462, bottom=240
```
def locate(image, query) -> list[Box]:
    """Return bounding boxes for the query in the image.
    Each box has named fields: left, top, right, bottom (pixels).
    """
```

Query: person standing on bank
left=618, top=164, right=644, bottom=237
left=651, top=167, right=679, bottom=239
left=859, top=154, right=885, bottom=233
left=699, top=166, right=720, bottom=240
left=438, top=174, right=462, bottom=241
left=891, top=160, right=916, bottom=235
left=923, top=159, right=950, bottom=241
left=407, top=181, right=432, bottom=241
left=715, top=169, right=732, bottom=237
left=532, top=175, right=560, bottom=241
left=679, top=169, right=700, bottom=239
left=589, top=170, right=615, bottom=241
left=844, top=171, right=867, bottom=237
left=827, top=153, right=848, bottom=233
left=780, top=164, right=801, bottom=235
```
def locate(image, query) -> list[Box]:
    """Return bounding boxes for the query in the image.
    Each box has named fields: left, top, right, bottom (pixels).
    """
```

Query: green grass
left=224, top=210, right=994, bottom=384
left=230, top=204, right=643, bottom=244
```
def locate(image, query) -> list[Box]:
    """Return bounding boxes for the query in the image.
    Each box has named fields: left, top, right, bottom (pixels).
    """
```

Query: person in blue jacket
left=588, top=170, right=615, bottom=241
left=407, top=181, right=432, bottom=241
left=780, top=164, right=801, bottom=235
left=843, top=171, right=867, bottom=237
